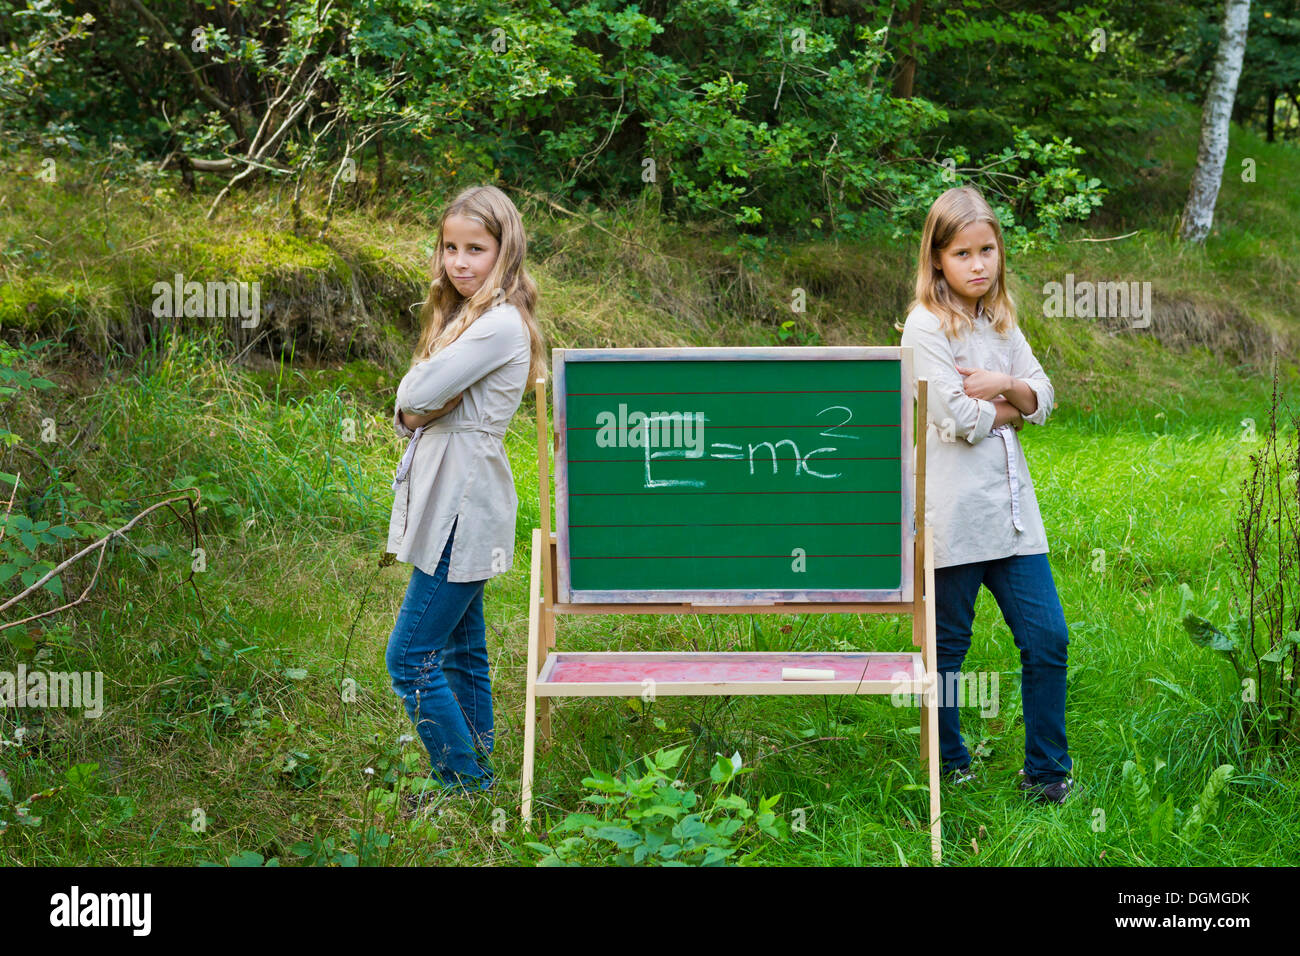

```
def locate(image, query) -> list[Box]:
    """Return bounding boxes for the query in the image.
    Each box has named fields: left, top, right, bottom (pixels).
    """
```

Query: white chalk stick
left=781, top=667, right=836, bottom=681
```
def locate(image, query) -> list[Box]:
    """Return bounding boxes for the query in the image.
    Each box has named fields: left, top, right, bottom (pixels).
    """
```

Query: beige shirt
left=387, top=303, right=532, bottom=582
left=900, top=303, right=1055, bottom=569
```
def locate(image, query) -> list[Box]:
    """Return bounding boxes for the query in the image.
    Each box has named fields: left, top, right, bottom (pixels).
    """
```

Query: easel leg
left=923, top=526, right=942, bottom=864
left=538, top=536, right=555, bottom=744
left=521, top=529, right=542, bottom=828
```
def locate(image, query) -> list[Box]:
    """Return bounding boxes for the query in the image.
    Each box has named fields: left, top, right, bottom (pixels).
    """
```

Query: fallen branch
left=1067, top=230, right=1140, bottom=243
left=0, top=491, right=204, bottom=633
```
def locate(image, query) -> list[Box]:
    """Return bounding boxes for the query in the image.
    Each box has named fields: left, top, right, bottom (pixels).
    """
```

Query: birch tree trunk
left=1179, top=0, right=1252, bottom=243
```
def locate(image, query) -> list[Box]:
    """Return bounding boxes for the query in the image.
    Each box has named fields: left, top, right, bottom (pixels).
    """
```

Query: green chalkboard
left=553, top=347, right=915, bottom=604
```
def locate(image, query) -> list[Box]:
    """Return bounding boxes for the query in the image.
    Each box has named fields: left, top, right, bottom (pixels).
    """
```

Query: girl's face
left=442, top=214, right=500, bottom=298
left=935, top=219, right=999, bottom=312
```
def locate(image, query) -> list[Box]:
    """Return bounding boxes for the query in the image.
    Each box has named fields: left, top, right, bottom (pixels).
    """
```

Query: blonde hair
left=905, top=185, right=1016, bottom=339
left=410, top=185, right=546, bottom=388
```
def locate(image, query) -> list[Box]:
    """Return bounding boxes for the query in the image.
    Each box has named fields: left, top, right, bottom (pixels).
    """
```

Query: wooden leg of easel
left=538, top=534, right=555, bottom=743
left=521, top=528, right=542, bottom=828
left=923, top=526, right=942, bottom=864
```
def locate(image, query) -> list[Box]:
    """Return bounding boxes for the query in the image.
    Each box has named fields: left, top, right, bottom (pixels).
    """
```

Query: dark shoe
left=1018, top=769, right=1073, bottom=805
left=943, top=765, right=976, bottom=787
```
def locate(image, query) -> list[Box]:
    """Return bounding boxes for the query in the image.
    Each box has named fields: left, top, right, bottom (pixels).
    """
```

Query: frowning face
left=936, top=219, right=999, bottom=312
left=442, top=214, right=500, bottom=298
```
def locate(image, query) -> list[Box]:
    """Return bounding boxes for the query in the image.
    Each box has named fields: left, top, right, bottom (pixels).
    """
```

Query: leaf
left=227, top=850, right=269, bottom=867
left=1149, top=796, right=1175, bottom=844
left=6, top=627, right=34, bottom=652
left=654, top=744, right=687, bottom=770
left=1183, top=615, right=1236, bottom=652
left=283, top=668, right=309, bottom=680
left=0, top=770, right=12, bottom=802
left=64, top=763, right=99, bottom=790
left=1121, top=760, right=1149, bottom=826
left=1145, top=677, right=1187, bottom=698
left=709, top=753, right=735, bottom=785
left=1181, top=765, right=1233, bottom=843
left=592, top=826, right=642, bottom=849
left=1261, top=632, right=1300, bottom=664
left=673, top=815, right=706, bottom=841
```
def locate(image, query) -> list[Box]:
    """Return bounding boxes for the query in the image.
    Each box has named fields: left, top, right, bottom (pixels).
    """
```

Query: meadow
left=1, top=107, right=1297, bottom=867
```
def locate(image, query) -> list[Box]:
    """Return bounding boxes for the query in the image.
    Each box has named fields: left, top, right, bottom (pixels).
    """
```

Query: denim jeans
left=933, top=551, right=1072, bottom=781
left=385, top=517, right=494, bottom=790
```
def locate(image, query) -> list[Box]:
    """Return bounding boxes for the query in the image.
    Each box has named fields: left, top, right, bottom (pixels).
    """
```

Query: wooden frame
left=552, top=346, right=915, bottom=606
left=521, top=359, right=943, bottom=864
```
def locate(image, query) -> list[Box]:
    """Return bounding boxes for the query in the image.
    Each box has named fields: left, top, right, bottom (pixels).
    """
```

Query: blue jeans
left=933, top=551, right=1072, bottom=782
left=385, top=517, right=494, bottom=790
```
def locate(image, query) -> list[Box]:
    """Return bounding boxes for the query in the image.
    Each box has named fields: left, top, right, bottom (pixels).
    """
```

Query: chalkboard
left=553, top=347, right=915, bottom=604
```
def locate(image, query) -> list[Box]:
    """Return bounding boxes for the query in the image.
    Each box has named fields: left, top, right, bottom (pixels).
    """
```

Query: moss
left=188, top=229, right=343, bottom=281
left=0, top=276, right=93, bottom=331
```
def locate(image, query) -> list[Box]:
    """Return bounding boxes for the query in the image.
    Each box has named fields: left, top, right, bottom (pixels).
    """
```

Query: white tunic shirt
left=387, top=303, right=532, bottom=582
left=900, top=303, right=1056, bottom=569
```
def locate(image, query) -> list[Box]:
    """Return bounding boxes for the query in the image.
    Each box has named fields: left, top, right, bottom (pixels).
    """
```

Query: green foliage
left=289, top=833, right=358, bottom=867
left=1120, top=749, right=1236, bottom=848
left=0, top=0, right=1107, bottom=245
left=774, top=318, right=821, bottom=347
left=0, top=338, right=78, bottom=610
left=0, top=766, right=52, bottom=833
left=526, top=745, right=787, bottom=866
left=1175, top=375, right=1300, bottom=755
left=211, top=850, right=282, bottom=867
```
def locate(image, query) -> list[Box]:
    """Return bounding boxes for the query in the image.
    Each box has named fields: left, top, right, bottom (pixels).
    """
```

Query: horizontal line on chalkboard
left=571, top=490, right=899, bottom=495
left=568, top=424, right=899, bottom=430
left=570, top=522, right=900, bottom=527
left=568, top=389, right=899, bottom=395
left=569, top=460, right=904, bottom=468
left=572, top=554, right=902, bottom=560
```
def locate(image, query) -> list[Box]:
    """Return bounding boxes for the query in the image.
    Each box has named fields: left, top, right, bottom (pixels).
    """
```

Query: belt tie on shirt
left=991, top=424, right=1025, bottom=534
left=392, top=420, right=509, bottom=491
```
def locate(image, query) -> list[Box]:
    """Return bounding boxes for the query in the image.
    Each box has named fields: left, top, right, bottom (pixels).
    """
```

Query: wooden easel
left=520, top=376, right=943, bottom=863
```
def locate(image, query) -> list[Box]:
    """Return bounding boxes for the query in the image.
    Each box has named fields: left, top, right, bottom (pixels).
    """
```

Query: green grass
left=1, top=325, right=1295, bottom=866
left=2, top=102, right=1299, bottom=866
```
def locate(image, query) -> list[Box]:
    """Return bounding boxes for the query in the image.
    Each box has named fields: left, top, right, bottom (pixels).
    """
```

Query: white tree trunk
left=1179, top=0, right=1252, bottom=243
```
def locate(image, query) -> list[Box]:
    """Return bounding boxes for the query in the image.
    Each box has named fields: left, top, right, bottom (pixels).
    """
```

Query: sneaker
left=943, top=765, right=976, bottom=786
left=1018, top=769, right=1073, bottom=805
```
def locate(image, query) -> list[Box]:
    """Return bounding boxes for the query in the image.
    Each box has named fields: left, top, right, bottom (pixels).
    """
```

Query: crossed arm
left=399, top=392, right=464, bottom=431
left=956, top=365, right=1037, bottom=430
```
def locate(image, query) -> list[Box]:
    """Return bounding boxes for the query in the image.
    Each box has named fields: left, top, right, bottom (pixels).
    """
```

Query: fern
left=1121, top=760, right=1150, bottom=826
left=1181, top=764, right=1235, bottom=843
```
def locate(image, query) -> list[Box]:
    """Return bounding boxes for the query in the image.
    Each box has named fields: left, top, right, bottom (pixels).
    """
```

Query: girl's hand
left=401, top=391, right=464, bottom=430
left=956, top=365, right=1012, bottom=402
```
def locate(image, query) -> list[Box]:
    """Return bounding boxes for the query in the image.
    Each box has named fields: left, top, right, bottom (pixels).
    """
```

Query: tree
left=1179, top=0, right=1252, bottom=243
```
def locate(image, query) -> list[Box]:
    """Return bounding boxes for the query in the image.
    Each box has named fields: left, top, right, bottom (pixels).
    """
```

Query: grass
left=0, top=324, right=1294, bottom=866
left=2, top=103, right=1299, bottom=866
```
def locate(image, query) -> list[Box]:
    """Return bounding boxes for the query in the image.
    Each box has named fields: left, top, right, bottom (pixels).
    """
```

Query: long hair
left=410, top=185, right=546, bottom=388
left=907, top=185, right=1016, bottom=339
